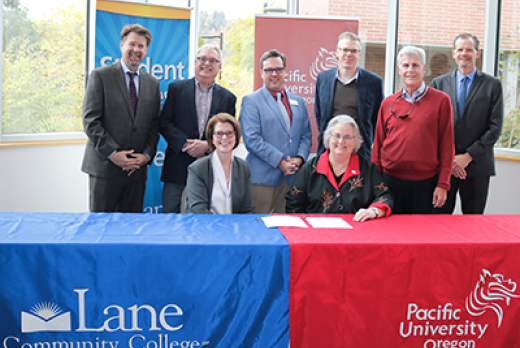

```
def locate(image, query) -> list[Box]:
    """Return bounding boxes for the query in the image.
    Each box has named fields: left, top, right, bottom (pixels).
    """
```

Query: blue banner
left=0, top=213, right=290, bottom=347
left=94, top=0, right=191, bottom=213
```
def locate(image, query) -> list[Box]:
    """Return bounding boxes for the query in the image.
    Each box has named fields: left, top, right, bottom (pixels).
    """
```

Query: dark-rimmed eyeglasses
left=196, top=57, right=220, bottom=64
left=337, top=48, right=360, bottom=54
left=263, top=68, right=285, bottom=75
left=213, top=131, right=236, bottom=138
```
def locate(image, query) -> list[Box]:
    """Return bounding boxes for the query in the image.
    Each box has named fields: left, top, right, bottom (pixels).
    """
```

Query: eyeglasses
left=390, top=88, right=427, bottom=118
left=338, top=48, right=360, bottom=54
left=331, top=133, right=355, bottom=142
left=263, top=68, right=285, bottom=75
left=213, top=131, right=236, bottom=138
left=196, top=57, right=220, bottom=64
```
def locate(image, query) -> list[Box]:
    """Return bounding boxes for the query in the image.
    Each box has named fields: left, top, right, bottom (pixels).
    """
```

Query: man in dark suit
left=82, top=24, right=161, bottom=213
left=315, top=32, right=384, bottom=158
left=160, top=44, right=236, bottom=213
left=431, top=33, right=503, bottom=214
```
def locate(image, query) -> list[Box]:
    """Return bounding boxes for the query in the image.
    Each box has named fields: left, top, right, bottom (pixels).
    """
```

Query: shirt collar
left=457, top=68, right=477, bottom=83
left=195, top=78, right=215, bottom=92
left=316, top=149, right=361, bottom=191
left=402, top=81, right=427, bottom=102
left=266, top=86, right=286, bottom=99
left=120, top=60, right=139, bottom=76
left=335, top=68, right=359, bottom=85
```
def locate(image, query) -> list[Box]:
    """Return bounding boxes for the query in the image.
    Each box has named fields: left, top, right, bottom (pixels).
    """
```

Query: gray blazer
left=431, top=70, right=503, bottom=177
left=81, top=61, right=161, bottom=182
left=185, top=153, right=255, bottom=214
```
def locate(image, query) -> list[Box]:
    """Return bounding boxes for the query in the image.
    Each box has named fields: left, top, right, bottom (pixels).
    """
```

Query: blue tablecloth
left=0, top=213, right=290, bottom=348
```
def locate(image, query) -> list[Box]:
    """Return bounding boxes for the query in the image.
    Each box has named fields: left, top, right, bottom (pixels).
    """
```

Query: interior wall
left=0, top=144, right=518, bottom=214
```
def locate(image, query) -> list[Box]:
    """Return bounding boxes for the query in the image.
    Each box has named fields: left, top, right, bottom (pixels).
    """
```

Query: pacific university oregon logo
left=309, top=48, right=338, bottom=80
left=21, top=302, right=71, bottom=333
left=466, top=269, right=520, bottom=327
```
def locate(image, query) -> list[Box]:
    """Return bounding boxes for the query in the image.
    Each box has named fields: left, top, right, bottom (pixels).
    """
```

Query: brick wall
left=298, top=0, right=520, bottom=50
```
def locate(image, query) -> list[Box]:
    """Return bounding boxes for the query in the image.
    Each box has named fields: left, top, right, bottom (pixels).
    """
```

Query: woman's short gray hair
left=323, top=115, right=363, bottom=153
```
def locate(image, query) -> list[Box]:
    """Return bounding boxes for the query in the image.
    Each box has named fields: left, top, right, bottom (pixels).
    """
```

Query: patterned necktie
left=127, top=71, right=138, bottom=115
left=276, top=92, right=291, bottom=132
left=458, top=76, right=469, bottom=120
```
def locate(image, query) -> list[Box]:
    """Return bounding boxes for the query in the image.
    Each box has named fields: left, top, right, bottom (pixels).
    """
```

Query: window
left=1, top=0, right=86, bottom=137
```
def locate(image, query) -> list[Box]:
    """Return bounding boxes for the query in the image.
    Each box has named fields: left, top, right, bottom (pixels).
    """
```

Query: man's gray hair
left=323, top=115, right=363, bottom=153
left=337, top=32, right=362, bottom=47
left=398, top=45, right=426, bottom=66
left=197, top=44, right=221, bottom=61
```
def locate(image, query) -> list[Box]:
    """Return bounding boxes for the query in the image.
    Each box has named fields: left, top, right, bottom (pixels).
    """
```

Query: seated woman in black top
left=286, top=115, right=393, bottom=221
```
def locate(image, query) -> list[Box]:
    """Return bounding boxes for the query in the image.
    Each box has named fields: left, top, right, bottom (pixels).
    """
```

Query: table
left=280, top=214, right=520, bottom=348
left=2, top=213, right=520, bottom=348
left=0, top=213, right=290, bottom=348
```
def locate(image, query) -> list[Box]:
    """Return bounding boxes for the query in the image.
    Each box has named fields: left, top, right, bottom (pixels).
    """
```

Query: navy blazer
left=185, top=153, right=255, bottom=214
left=159, top=78, right=236, bottom=185
left=314, top=67, right=384, bottom=158
left=431, top=70, right=503, bottom=177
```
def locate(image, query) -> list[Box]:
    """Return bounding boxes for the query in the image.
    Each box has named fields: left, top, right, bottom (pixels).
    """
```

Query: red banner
left=254, top=16, right=358, bottom=152
left=280, top=214, right=520, bottom=348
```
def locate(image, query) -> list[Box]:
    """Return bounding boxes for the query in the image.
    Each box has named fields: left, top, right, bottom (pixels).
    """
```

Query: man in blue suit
left=240, top=49, right=312, bottom=213
left=314, top=32, right=384, bottom=158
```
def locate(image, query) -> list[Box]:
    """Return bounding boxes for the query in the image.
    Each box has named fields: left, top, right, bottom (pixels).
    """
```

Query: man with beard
left=240, top=49, right=312, bottom=213
left=82, top=24, right=161, bottom=213
left=431, top=33, right=503, bottom=214
left=160, top=44, right=236, bottom=213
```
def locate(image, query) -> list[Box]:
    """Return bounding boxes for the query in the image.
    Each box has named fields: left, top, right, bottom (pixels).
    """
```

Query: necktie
left=127, top=72, right=138, bottom=115
left=276, top=92, right=291, bottom=132
left=458, top=76, right=468, bottom=119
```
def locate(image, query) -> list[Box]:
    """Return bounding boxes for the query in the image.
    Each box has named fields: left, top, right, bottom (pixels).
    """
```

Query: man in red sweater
left=372, top=46, right=454, bottom=214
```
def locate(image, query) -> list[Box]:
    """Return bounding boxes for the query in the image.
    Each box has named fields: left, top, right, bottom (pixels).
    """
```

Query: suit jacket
left=185, top=153, right=255, bottom=214
left=81, top=61, right=161, bottom=182
left=314, top=67, right=384, bottom=157
left=159, top=78, right=237, bottom=185
left=240, top=87, right=312, bottom=187
left=431, top=70, right=503, bottom=177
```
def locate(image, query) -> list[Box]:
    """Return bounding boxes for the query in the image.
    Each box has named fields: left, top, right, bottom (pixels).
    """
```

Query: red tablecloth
left=279, top=214, right=520, bottom=348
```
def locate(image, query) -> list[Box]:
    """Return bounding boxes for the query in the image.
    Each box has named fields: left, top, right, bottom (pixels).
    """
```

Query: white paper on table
left=261, top=216, right=308, bottom=228
left=304, top=217, right=353, bottom=229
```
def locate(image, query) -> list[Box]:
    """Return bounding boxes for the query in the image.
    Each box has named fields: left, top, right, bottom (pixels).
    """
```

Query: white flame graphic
left=465, top=269, right=520, bottom=327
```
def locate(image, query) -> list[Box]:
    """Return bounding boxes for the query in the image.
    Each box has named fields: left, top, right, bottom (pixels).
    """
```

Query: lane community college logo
left=21, top=302, right=71, bottom=333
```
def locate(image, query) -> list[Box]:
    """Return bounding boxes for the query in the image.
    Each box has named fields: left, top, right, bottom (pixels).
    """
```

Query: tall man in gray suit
left=431, top=33, right=503, bottom=214
left=82, top=24, right=161, bottom=213
left=314, top=32, right=384, bottom=158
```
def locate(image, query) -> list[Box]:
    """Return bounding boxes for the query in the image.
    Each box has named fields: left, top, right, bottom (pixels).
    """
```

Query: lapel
left=135, top=69, right=151, bottom=123
left=183, top=78, right=198, bottom=135
left=112, top=61, right=134, bottom=122
left=447, top=71, right=459, bottom=121
left=462, top=70, right=483, bottom=118
left=287, top=91, right=300, bottom=136
left=261, top=87, right=290, bottom=136
left=210, top=84, right=222, bottom=116
left=324, top=68, right=338, bottom=120
left=357, top=68, right=366, bottom=120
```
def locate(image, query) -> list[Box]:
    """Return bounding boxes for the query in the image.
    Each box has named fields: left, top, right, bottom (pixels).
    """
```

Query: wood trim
left=0, top=139, right=87, bottom=149
left=495, top=154, right=520, bottom=163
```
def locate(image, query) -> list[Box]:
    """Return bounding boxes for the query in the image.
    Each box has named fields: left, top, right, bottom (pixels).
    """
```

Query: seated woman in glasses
left=286, top=115, right=393, bottom=221
left=185, top=113, right=255, bottom=214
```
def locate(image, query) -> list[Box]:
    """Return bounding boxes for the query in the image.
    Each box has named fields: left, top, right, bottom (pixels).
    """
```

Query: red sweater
left=371, top=88, right=454, bottom=190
